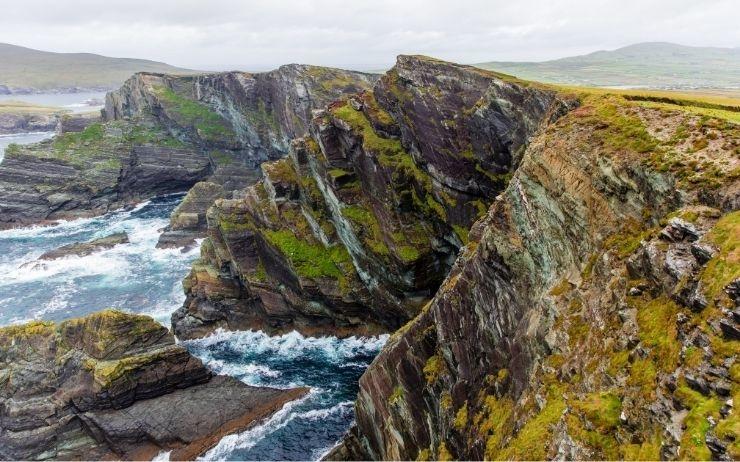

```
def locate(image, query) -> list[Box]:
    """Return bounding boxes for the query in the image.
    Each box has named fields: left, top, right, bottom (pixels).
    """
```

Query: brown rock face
left=0, top=310, right=307, bottom=460
left=0, top=65, right=376, bottom=230
left=150, top=65, right=377, bottom=247
left=171, top=56, right=574, bottom=340
left=335, top=95, right=739, bottom=460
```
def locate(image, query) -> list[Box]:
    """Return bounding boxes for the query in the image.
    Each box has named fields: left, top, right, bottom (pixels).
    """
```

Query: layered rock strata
left=104, top=66, right=378, bottom=248
left=330, top=92, right=740, bottom=460
left=0, top=310, right=307, bottom=460
left=0, top=65, right=376, bottom=231
left=172, top=56, right=575, bottom=339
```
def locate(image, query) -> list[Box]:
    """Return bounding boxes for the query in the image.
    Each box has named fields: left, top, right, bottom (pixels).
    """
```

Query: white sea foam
left=186, top=328, right=389, bottom=363
left=199, top=390, right=315, bottom=461
left=197, top=391, right=354, bottom=461
left=150, top=450, right=171, bottom=462
left=0, top=250, right=131, bottom=286
left=204, top=359, right=282, bottom=382
left=35, top=281, right=77, bottom=319
left=0, top=216, right=101, bottom=239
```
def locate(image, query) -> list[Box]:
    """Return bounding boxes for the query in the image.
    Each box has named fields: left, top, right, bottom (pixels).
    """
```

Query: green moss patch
left=493, top=384, right=566, bottom=460
left=675, top=383, right=723, bottom=460
left=423, top=353, right=446, bottom=384
left=573, top=392, right=622, bottom=431
left=153, top=86, right=234, bottom=141
left=700, top=211, right=740, bottom=306
left=263, top=229, right=349, bottom=280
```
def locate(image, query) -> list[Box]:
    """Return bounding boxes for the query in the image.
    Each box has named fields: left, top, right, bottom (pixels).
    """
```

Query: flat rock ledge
left=39, top=231, right=130, bottom=260
left=0, top=310, right=308, bottom=461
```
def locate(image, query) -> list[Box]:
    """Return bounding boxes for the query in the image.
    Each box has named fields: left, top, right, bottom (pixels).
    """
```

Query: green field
left=0, top=43, right=198, bottom=93
left=566, top=86, right=740, bottom=124
left=0, top=100, right=67, bottom=115
left=475, top=42, right=740, bottom=90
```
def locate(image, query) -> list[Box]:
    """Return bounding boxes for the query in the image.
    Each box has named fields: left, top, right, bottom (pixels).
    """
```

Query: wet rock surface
left=38, top=231, right=129, bottom=260
left=0, top=310, right=307, bottom=460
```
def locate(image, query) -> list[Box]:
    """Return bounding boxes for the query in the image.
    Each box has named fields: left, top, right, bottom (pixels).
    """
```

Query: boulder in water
left=39, top=231, right=129, bottom=260
left=0, top=310, right=308, bottom=460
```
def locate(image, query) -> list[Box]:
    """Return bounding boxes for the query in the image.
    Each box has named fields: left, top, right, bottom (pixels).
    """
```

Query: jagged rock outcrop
left=156, top=181, right=226, bottom=249
left=55, top=112, right=101, bottom=135
left=0, top=112, right=59, bottom=135
left=329, top=91, right=739, bottom=460
left=0, top=310, right=307, bottom=461
left=0, top=65, right=376, bottom=230
left=38, top=231, right=129, bottom=260
left=146, top=65, right=378, bottom=248
left=0, top=119, right=209, bottom=229
left=171, top=56, right=575, bottom=340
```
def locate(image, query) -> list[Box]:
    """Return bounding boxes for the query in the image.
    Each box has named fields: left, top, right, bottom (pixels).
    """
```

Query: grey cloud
left=0, top=0, right=737, bottom=70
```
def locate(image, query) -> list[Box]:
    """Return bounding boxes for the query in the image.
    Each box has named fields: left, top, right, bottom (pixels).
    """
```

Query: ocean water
left=0, top=194, right=198, bottom=325
left=187, top=329, right=387, bottom=461
left=0, top=91, right=107, bottom=113
left=0, top=131, right=55, bottom=161
left=0, top=138, right=383, bottom=460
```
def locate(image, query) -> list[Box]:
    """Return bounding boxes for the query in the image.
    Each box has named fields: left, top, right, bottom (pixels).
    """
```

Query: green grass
left=700, top=211, right=740, bottom=305
left=573, top=392, right=622, bottom=431
left=474, top=43, right=740, bottom=91
left=493, top=384, right=566, bottom=460
left=342, top=204, right=390, bottom=256
left=635, top=296, right=681, bottom=372
left=332, top=100, right=406, bottom=158
left=263, top=229, right=349, bottom=279
left=153, top=86, right=234, bottom=141
left=589, top=96, right=658, bottom=153
left=636, top=101, right=740, bottom=124
left=675, top=383, right=723, bottom=460
left=603, top=219, right=657, bottom=259
left=398, top=245, right=421, bottom=264
left=12, top=120, right=186, bottom=174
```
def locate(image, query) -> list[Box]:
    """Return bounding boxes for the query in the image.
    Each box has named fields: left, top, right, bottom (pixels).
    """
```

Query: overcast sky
left=1, top=0, right=738, bottom=71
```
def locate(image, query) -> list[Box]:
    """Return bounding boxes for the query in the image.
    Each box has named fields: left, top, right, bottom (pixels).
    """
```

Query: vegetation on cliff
left=173, top=55, right=572, bottom=340
left=342, top=78, right=739, bottom=461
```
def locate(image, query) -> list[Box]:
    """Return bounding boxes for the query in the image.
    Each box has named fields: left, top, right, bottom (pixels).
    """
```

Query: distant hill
left=475, top=42, right=740, bottom=90
left=0, top=43, right=198, bottom=94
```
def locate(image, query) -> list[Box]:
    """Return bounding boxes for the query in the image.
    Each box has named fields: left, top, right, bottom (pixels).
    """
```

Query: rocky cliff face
left=171, top=56, right=574, bottom=340
left=0, top=112, right=58, bottom=135
left=0, top=310, right=307, bottom=461
left=332, top=93, right=740, bottom=460
left=0, top=65, right=375, bottom=230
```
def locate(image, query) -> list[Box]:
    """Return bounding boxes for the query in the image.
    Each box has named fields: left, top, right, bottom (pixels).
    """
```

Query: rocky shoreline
left=0, top=54, right=738, bottom=461
left=0, top=65, right=376, bottom=232
left=0, top=310, right=308, bottom=460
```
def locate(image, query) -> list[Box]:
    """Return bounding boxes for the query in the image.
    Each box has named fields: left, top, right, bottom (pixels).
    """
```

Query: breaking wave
left=186, top=329, right=387, bottom=460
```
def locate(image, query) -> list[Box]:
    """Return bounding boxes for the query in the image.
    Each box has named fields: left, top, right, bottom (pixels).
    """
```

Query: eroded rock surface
left=172, top=56, right=574, bottom=339
left=0, top=310, right=307, bottom=460
left=0, top=65, right=376, bottom=231
left=330, top=91, right=739, bottom=460
left=0, top=111, right=60, bottom=135
left=38, top=232, right=129, bottom=260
